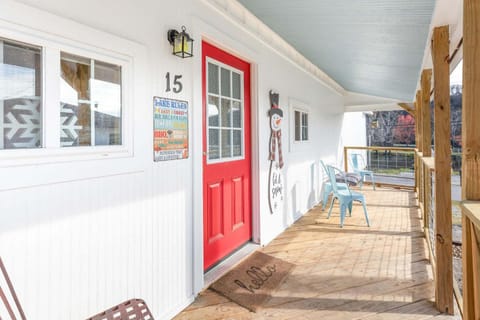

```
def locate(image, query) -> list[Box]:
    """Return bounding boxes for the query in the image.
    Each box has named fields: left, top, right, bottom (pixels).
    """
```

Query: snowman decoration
left=268, top=90, right=284, bottom=214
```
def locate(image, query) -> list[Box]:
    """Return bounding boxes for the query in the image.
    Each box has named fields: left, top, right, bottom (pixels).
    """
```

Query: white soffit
left=344, top=91, right=402, bottom=112
left=237, top=0, right=436, bottom=101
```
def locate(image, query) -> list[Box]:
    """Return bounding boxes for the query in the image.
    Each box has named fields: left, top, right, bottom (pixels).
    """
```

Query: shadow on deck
left=174, top=187, right=461, bottom=320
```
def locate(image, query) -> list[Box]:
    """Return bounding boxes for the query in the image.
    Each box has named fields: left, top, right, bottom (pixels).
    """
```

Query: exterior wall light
left=167, top=26, right=194, bottom=58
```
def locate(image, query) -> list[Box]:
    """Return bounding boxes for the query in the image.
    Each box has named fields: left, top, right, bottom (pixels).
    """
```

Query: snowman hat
left=268, top=108, right=283, bottom=117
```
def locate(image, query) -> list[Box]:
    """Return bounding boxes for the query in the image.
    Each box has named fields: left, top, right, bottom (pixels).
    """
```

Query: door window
left=206, top=59, right=244, bottom=162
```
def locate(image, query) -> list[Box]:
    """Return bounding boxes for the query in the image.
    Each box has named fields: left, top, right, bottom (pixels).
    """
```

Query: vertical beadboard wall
left=0, top=162, right=194, bottom=318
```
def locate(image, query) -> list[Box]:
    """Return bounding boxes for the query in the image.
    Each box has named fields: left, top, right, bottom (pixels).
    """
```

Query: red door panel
left=202, top=42, right=252, bottom=270
left=206, top=180, right=224, bottom=243
left=232, top=176, right=245, bottom=230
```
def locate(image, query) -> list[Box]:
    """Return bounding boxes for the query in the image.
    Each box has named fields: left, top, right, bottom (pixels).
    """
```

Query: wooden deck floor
left=174, top=187, right=461, bottom=320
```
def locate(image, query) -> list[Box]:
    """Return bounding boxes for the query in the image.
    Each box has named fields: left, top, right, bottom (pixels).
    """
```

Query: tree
left=393, top=113, right=415, bottom=145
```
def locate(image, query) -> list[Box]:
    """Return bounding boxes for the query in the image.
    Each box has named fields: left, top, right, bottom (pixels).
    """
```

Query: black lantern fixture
left=167, top=26, right=194, bottom=58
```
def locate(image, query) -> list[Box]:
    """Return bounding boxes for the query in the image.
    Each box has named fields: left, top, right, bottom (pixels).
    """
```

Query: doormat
left=209, top=251, right=294, bottom=312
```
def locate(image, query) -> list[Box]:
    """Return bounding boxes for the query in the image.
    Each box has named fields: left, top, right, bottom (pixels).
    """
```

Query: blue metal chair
left=326, top=164, right=370, bottom=227
left=350, top=153, right=375, bottom=190
left=320, top=160, right=349, bottom=211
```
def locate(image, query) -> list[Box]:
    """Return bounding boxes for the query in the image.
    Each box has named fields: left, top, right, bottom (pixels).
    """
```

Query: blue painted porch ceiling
left=237, top=0, right=435, bottom=101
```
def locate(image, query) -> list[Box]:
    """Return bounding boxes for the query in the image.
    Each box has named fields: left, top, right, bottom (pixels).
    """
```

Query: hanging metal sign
left=153, top=96, right=189, bottom=161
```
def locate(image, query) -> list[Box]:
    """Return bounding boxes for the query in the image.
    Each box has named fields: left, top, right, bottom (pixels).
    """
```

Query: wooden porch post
left=421, top=70, right=432, bottom=157
left=416, top=91, right=423, bottom=154
left=421, top=70, right=433, bottom=226
left=462, top=0, right=480, bottom=316
left=432, top=25, right=453, bottom=314
left=416, top=91, right=424, bottom=208
left=414, top=103, right=418, bottom=192
left=463, top=0, right=480, bottom=201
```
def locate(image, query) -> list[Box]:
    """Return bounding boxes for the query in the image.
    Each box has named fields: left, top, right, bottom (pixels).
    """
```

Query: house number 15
left=165, top=72, right=183, bottom=93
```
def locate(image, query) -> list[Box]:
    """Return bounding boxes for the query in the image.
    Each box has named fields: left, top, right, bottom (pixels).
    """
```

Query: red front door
left=202, top=42, right=252, bottom=270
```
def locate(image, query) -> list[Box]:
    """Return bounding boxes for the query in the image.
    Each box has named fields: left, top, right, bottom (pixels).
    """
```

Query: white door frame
left=191, top=22, right=260, bottom=295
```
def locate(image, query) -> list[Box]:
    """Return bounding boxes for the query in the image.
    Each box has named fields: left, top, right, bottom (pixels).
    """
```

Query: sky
left=450, top=60, right=462, bottom=85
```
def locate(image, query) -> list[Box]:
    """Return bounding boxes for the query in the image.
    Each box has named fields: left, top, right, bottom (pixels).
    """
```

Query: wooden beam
left=414, top=102, right=418, bottom=147
left=414, top=102, right=419, bottom=191
left=421, top=70, right=432, bottom=157
left=416, top=91, right=423, bottom=206
left=416, top=91, right=423, bottom=153
left=421, top=70, right=433, bottom=233
left=463, top=0, right=480, bottom=200
left=398, top=102, right=415, bottom=116
left=462, top=0, right=480, bottom=316
left=432, top=25, right=453, bottom=314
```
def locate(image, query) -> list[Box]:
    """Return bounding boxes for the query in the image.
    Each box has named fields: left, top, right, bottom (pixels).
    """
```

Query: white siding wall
left=0, top=0, right=345, bottom=319
left=341, top=112, right=368, bottom=147
left=340, top=112, right=368, bottom=169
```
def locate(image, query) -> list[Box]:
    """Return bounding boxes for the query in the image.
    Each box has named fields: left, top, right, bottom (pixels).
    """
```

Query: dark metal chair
left=86, top=299, right=154, bottom=320
left=1, top=257, right=154, bottom=320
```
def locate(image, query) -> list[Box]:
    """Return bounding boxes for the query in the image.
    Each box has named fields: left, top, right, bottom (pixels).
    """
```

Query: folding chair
left=350, top=153, right=376, bottom=190
left=326, top=165, right=370, bottom=227
left=0, top=257, right=26, bottom=320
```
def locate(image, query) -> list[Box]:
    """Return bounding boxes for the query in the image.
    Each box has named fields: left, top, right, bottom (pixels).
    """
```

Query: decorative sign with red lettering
left=153, top=96, right=188, bottom=161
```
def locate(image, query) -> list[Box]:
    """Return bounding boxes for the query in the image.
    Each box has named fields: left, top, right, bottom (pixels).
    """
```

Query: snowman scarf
left=269, top=129, right=284, bottom=168
left=268, top=91, right=284, bottom=169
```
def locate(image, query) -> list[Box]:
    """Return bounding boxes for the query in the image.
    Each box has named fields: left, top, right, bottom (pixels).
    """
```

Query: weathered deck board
left=174, top=187, right=461, bottom=320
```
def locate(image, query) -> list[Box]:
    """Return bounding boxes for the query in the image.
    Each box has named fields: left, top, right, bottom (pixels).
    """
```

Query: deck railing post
left=416, top=91, right=423, bottom=155
left=424, top=162, right=430, bottom=229
left=414, top=103, right=418, bottom=193
left=421, top=70, right=432, bottom=158
left=432, top=25, right=453, bottom=314
left=462, top=0, right=480, bottom=316
left=416, top=91, right=424, bottom=212
left=414, top=150, right=418, bottom=192
left=420, top=154, right=424, bottom=218
left=421, top=70, right=432, bottom=228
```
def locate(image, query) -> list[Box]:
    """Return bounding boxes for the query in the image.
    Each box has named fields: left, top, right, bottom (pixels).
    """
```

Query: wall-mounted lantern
left=167, top=26, right=194, bottom=58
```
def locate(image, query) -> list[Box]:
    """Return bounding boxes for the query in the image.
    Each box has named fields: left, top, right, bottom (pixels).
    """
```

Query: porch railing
left=418, top=154, right=436, bottom=261
left=345, top=146, right=465, bottom=315
left=413, top=150, right=464, bottom=315
left=460, top=202, right=480, bottom=317
left=343, top=146, right=416, bottom=189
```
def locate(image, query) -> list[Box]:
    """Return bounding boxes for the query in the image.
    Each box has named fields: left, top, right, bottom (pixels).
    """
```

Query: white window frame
left=0, top=23, right=133, bottom=166
left=0, top=4, right=145, bottom=190
left=289, top=98, right=311, bottom=152
left=0, top=37, right=43, bottom=150
left=294, top=110, right=309, bottom=142
left=59, top=52, right=124, bottom=148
